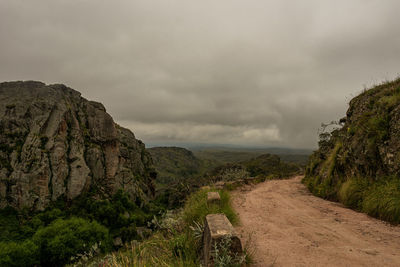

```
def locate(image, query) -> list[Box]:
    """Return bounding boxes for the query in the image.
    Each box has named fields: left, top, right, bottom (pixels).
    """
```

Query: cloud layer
left=1, top=0, right=400, bottom=148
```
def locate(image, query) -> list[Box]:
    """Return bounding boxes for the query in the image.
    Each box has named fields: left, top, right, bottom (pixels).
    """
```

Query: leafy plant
left=213, top=235, right=245, bottom=267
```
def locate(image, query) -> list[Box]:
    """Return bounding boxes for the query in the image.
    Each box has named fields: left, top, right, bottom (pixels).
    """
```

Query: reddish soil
left=232, top=176, right=400, bottom=267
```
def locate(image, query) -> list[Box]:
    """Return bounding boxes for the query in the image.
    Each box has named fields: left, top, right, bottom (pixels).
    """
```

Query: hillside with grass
left=304, top=78, right=400, bottom=223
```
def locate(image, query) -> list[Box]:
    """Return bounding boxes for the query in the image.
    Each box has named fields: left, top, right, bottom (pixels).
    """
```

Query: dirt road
left=232, top=176, right=400, bottom=267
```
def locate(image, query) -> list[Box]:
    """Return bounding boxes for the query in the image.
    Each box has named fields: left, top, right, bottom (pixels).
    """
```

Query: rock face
left=304, top=78, right=400, bottom=199
left=0, top=81, right=155, bottom=211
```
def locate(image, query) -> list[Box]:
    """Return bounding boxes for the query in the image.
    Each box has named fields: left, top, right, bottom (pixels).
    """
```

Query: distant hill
left=304, top=78, right=400, bottom=223
left=147, top=147, right=217, bottom=189
left=193, top=147, right=311, bottom=165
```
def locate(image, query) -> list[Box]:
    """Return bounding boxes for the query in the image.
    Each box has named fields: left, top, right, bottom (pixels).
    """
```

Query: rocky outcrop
left=304, top=78, right=400, bottom=199
left=0, top=81, right=155, bottom=211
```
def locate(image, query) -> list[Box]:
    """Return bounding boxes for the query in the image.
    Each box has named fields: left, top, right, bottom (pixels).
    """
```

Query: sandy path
left=232, top=176, right=400, bottom=267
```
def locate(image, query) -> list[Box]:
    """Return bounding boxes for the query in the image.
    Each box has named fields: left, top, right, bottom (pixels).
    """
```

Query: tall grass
left=362, top=178, right=400, bottom=223
left=338, top=178, right=369, bottom=210
left=337, top=177, right=400, bottom=224
left=102, top=232, right=198, bottom=267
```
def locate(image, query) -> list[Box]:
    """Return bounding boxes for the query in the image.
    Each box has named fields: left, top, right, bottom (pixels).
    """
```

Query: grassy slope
left=304, top=78, right=400, bottom=224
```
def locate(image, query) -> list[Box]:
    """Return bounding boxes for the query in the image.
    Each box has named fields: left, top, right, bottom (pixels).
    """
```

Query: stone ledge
left=202, top=214, right=243, bottom=266
left=207, top=192, right=221, bottom=206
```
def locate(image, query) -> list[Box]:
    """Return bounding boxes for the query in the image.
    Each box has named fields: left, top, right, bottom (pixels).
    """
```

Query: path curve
left=232, top=176, right=400, bottom=267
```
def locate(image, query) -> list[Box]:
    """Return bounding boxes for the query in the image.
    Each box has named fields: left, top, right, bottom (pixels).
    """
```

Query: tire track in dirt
left=232, top=176, right=400, bottom=267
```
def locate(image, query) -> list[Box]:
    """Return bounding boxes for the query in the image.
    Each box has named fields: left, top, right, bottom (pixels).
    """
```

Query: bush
left=70, top=190, right=155, bottom=230
left=33, top=217, right=111, bottom=266
left=0, top=240, right=39, bottom=267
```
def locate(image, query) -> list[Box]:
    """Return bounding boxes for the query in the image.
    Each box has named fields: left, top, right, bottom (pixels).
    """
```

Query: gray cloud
left=1, top=0, right=400, bottom=148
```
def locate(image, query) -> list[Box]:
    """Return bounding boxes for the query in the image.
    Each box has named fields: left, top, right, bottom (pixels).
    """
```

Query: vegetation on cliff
left=0, top=82, right=160, bottom=266
left=304, top=78, right=400, bottom=223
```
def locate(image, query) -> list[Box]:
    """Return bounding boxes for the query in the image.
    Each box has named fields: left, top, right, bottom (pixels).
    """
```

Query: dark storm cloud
left=1, top=0, right=400, bottom=148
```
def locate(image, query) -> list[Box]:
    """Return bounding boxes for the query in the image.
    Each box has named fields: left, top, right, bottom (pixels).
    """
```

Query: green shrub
left=68, top=189, right=157, bottom=240
left=33, top=217, right=111, bottom=266
left=34, top=208, right=64, bottom=226
left=0, top=240, right=39, bottom=267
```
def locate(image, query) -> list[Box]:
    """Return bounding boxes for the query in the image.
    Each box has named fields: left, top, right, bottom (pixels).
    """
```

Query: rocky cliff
left=304, top=78, right=400, bottom=200
left=0, top=81, right=155, bottom=211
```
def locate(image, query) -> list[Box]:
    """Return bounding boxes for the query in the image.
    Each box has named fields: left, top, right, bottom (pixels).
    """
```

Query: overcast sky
left=1, top=0, right=400, bottom=149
